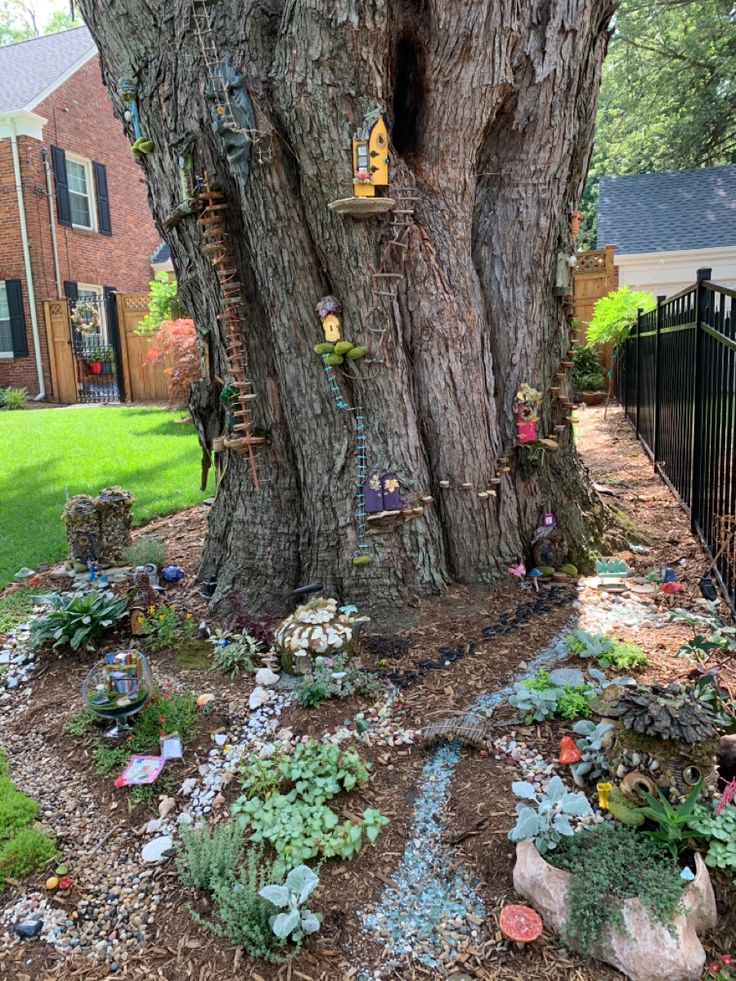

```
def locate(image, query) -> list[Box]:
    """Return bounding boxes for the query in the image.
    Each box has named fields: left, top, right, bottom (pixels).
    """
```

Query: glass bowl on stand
left=82, top=649, right=153, bottom=741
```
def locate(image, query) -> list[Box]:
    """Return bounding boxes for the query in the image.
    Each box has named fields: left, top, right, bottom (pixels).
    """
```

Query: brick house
left=0, top=26, right=160, bottom=399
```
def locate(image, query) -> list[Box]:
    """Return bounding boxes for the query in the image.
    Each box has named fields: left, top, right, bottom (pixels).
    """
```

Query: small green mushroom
left=325, top=353, right=344, bottom=366
left=314, top=342, right=335, bottom=355
left=334, top=340, right=354, bottom=355
left=352, top=554, right=372, bottom=566
left=346, top=346, right=368, bottom=360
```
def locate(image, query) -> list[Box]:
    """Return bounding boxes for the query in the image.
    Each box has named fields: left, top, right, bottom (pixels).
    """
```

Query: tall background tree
left=0, top=1, right=79, bottom=45
left=77, top=0, right=615, bottom=613
left=578, top=0, right=736, bottom=248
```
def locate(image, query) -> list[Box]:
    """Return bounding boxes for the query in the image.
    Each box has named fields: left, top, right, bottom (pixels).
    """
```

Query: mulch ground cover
left=0, top=403, right=734, bottom=980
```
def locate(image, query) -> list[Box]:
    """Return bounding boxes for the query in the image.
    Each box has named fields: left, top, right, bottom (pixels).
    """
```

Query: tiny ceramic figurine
left=514, top=383, right=542, bottom=444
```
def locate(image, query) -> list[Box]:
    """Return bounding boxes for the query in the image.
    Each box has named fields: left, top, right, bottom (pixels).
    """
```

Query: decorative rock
left=248, top=686, right=271, bottom=710
left=255, top=667, right=279, bottom=687
left=158, top=796, right=176, bottom=819
left=513, top=840, right=716, bottom=981
left=15, top=919, right=43, bottom=938
left=141, top=836, right=173, bottom=864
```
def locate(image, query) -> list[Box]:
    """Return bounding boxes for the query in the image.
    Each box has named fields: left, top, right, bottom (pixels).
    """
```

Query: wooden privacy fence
left=615, top=268, right=736, bottom=612
left=573, top=245, right=617, bottom=371
left=43, top=292, right=173, bottom=404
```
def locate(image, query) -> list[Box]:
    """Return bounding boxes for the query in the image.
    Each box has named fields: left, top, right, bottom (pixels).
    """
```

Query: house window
left=66, top=155, right=96, bottom=231
left=0, top=283, right=12, bottom=357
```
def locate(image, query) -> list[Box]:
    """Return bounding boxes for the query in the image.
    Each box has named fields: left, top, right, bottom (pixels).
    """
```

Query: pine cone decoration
left=602, top=683, right=716, bottom=744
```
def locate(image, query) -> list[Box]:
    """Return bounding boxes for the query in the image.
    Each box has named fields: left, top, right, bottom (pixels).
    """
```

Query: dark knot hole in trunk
left=392, top=36, right=425, bottom=157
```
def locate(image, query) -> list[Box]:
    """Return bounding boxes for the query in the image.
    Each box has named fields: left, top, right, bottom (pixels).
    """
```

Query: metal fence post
left=635, top=307, right=642, bottom=437
left=691, top=267, right=712, bottom=533
left=653, top=294, right=665, bottom=465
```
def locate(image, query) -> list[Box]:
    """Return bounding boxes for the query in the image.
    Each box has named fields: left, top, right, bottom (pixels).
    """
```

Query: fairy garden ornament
left=314, top=296, right=368, bottom=363
left=274, top=596, right=364, bottom=674
left=83, top=649, right=153, bottom=740
left=514, top=383, right=542, bottom=445
left=328, top=108, right=395, bottom=217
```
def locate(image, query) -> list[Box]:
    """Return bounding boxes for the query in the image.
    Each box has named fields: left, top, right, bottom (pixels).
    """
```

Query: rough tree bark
left=79, top=0, right=615, bottom=614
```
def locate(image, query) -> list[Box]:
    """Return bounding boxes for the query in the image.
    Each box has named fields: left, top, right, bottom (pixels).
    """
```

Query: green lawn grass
left=0, top=406, right=209, bottom=588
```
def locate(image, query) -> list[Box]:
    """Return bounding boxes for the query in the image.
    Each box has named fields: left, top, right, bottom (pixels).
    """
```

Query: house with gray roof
left=0, top=27, right=159, bottom=401
left=597, top=166, right=736, bottom=296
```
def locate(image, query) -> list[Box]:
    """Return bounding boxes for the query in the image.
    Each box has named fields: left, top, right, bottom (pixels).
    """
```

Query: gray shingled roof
left=0, top=26, right=95, bottom=114
left=150, top=242, right=171, bottom=264
left=598, top=166, right=736, bottom=254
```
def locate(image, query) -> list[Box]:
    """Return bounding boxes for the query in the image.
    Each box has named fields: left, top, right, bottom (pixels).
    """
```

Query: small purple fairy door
left=363, top=474, right=384, bottom=514
left=381, top=473, right=403, bottom=511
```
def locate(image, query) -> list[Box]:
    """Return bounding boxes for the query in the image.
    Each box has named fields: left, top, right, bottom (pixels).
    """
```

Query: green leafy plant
left=295, top=653, right=383, bottom=709
left=129, top=691, right=199, bottom=753
left=233, top=740, right=388, bottom=863
left=0, top=387, right=28, bottom=410
left=64, top=707, right=98, bottom=739
left=209, top=630, right=262, bottom=677
left=571, top=345, right=605, bottom=392
left=687, top=802, right=736, bottom=877
left=548, top=822, right=684, bottom=953
left=259, top=865, right=321, bottom=943
left=124, top=535, right=167, bottom=568
left=568, top=720, right=613, bottom=783
left=177, top=821, right=247, bottom=891
left=93, top=744, right=129, bottom=777
left=586, top=286, right=656, bottom=348
left=141, top=604, right=196, bottom=653
left=509, top=668, right=595, bottom=723
left=136, top=272, right=180, bottom=334
left=638, top=779, right=703, bottom=858
left=567, top=629, right=647, bottom=671
left=508, top=775, right=593, bottom=854
left=30, top=590, right=128, bottom=651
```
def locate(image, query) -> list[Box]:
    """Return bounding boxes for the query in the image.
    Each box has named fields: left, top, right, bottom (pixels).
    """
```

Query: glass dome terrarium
left=82, top=649, right=153, bottom=738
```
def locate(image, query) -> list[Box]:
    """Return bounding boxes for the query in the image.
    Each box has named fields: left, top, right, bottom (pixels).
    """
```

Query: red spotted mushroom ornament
left=499, top=903, right=544, bottom=944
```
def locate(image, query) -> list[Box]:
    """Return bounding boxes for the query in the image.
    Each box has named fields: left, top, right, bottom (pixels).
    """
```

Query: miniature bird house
left=329, top=108, right=395, bottom=218
left=352, top=111, right=389, bottom=197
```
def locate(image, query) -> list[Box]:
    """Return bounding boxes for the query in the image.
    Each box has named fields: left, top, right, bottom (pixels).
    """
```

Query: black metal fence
left=69, top=291, right=124, bottom=403
left=615, top=268, right=736, bottom=611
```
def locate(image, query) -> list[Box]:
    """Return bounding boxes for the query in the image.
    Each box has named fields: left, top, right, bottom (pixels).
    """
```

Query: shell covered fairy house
left=274, top=597, right=366, bottom=674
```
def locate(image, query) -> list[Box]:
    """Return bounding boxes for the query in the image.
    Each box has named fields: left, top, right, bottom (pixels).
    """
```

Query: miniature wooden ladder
left=197, top=184, right=262, bottom=489
left=191, top=0, right=240, bottom=133
left=369, top=186, right=420, bottom=361
left=321, top=359, right=369, bottom=553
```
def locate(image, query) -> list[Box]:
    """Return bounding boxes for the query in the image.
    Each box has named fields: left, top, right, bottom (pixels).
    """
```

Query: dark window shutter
left=51, top=145, right=72, bottom=227
left=5, top=279, right=28, bottom=357
left=93, top=162, right=112, bottom=235
left=63, top=281, right=79, bottom=304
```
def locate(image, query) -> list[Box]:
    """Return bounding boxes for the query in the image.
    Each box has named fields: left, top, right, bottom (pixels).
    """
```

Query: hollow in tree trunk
left=78, top=0, right=615, bottom=614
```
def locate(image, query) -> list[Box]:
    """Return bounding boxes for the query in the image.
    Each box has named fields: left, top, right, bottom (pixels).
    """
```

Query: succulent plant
left=597, top=683, right=716, bottom=744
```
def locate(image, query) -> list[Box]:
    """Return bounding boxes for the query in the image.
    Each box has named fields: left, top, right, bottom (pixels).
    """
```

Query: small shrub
left=0, top=828, right=57, bottom=887
left=586, top=286, right=656, bottom=348
left=177, top=821, right=247, bottom=891
left=548, top=822, right=684, bottom=953
left=141, top=604, right=195, bottom=653
left=136, top=272, right=180, bottom=334
left=124, top=535, right=167, bottom=569
left=567, top=629, right=647, bottom=671
left=0, top=387, right=28, bottom=410
left=508, top=668, right=595, bottom=723
left=30, top=590, right=128, bottom=651
left=571, top=346, right=605, bottom=393
left=187, top=839, right=293, bottom=962
left=130, top=691, right=199, bottom=753
left=688, top=801, right=736, bottom=876
left=222, top=596, right=277, bottom=648
left=209, top=630, right=261, bottom=677
left=145, top=318, right=199, bottom=409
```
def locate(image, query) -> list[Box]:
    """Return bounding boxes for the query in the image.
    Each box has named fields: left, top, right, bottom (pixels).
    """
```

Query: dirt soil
left=1, top=404, right=735, bottom=981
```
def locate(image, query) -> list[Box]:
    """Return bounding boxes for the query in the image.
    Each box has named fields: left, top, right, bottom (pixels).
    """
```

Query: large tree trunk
left=79, top=0, right=614, bottom=614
